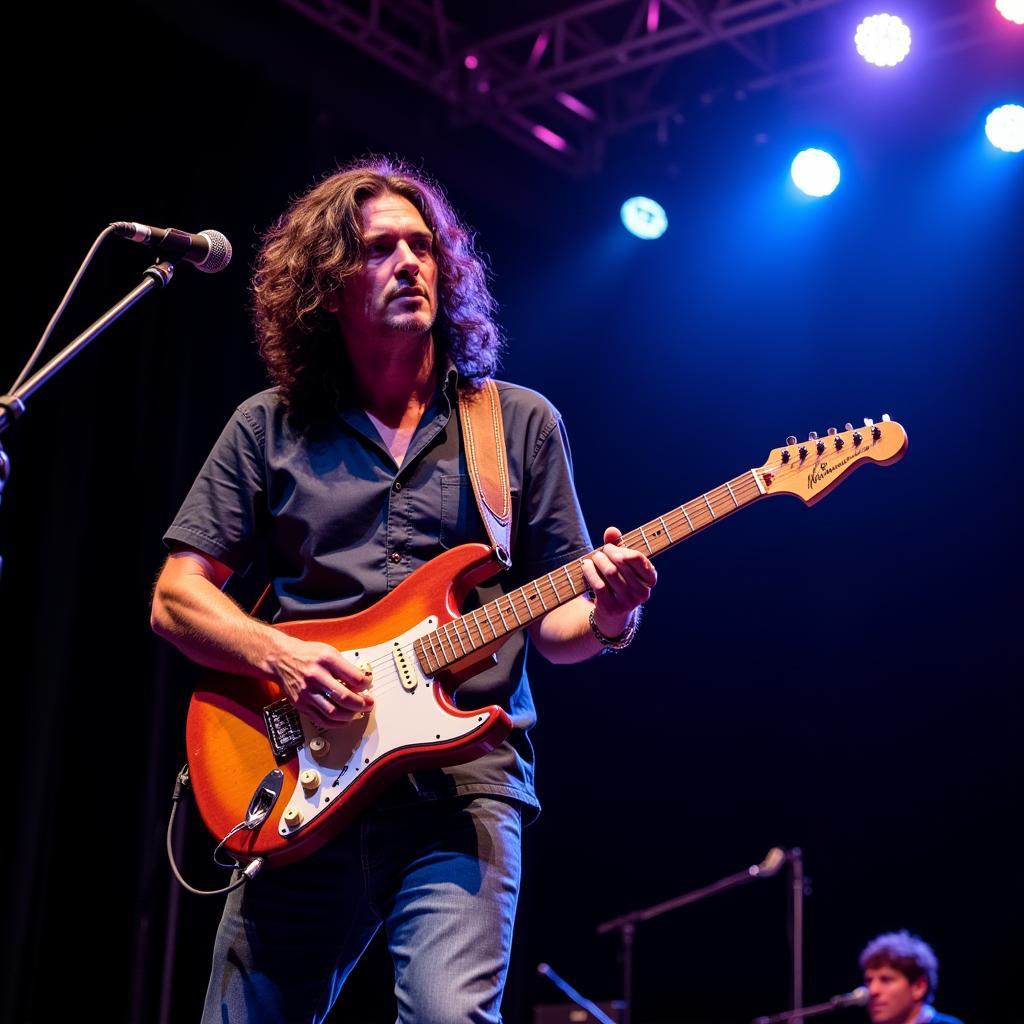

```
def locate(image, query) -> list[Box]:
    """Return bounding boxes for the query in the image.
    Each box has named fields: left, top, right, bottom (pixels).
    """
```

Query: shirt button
left=390, top=552, right=401, bottom=563
left=393, top=481, right=402, bottom=492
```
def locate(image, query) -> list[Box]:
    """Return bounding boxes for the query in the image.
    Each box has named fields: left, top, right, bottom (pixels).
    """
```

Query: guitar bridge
left=263, top=699, right=304, bottom=760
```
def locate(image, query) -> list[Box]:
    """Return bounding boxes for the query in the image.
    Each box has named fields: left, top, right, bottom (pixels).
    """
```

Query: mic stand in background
left=753, top=986, right=869, bottom=1024
left=0, top=259, right=176, bottom=582
left=595, top=847, right=791, bottom=1024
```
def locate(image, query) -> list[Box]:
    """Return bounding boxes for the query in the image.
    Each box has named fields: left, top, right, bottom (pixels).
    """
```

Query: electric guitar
left=186, top=416, right=908, bottom=868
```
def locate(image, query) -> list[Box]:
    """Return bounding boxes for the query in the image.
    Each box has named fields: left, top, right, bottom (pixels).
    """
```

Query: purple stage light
left=531, top=125, right=570, bottom=153
left=995, top=0, right=1024, bottom=25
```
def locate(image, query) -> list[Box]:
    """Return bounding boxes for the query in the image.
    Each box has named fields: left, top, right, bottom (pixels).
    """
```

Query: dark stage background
left=3, top=2, right=1020, bottom=1022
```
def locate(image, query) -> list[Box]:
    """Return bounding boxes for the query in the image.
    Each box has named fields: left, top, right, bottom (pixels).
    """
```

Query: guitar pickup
left=263, top=699, right=304, bottom=760
left=392, top=640, right=416, bottom=692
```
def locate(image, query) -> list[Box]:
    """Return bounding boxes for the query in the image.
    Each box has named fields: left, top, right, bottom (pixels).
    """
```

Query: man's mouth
left=392, top=288, right=424, bottom=300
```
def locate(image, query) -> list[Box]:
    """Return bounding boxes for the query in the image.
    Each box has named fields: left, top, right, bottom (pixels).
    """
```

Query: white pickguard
left=278, top=616, right=489, bottom=834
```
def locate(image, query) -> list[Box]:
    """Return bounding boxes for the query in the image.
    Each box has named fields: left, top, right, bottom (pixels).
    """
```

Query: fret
left=448, top=622, right=467, bottom=656
left=470, top=609, right=488, bottom=645
left=750, top=469, right=766, bottom=496
left=414, top=639, right=431, bottom=675
left=725, top=482, right=739, bottom=508
left=533, top=579, right=548, bottom=611
left=658, top=515, right=674, bottom=543
left=563, top=564, right=578, bottom=596
left=495, top=600, right=510, bottom=631
left=428, top=632, right=443, bottom=668
left=508, top=592, right=523, bottom=625
left=681, top=505, right=695, bottom=531
left=436, top=628, right=455, bottom=662
left=703, top=494, right=716, bottom=519
left=482, top=604, right=498, bottom=639
left=638, top=525, right=652, bottom=553
left=547, top=572, right=559, bottom=603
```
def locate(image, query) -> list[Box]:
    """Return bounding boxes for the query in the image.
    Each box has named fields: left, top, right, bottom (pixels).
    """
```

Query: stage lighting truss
left=282, top=0, right=1008, bottom=175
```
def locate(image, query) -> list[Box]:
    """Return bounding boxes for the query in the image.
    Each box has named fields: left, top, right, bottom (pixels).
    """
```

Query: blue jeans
left=199, top=794, right=523, bottom=1024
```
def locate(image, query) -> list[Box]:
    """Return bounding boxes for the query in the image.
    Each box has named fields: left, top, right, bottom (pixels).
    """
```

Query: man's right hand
left=266, top=635, right=374, bottom=730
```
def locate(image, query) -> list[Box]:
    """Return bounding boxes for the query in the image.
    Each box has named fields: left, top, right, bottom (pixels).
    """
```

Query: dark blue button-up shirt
left=164, top=367, right=592, bottom=814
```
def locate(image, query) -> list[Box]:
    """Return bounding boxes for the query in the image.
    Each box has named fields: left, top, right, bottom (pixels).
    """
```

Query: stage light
left=790, top=149, right=841, bottom=197
left=855, top=14, right=912, bottom=66
left=620, top=197, right=668, bottom=239
left=985, top=104, right=1024, bottom=153
left=995, top=0, right=1024, bottom=25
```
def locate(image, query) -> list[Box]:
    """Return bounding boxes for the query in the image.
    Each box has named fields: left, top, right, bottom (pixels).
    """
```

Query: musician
left=860, top=930, right=964, bottom=1024
left=150, top=157, right=657, bottom=1023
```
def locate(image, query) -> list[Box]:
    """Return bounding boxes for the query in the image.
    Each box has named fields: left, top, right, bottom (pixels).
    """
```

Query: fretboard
left=413, top=469, right=766, bottom=674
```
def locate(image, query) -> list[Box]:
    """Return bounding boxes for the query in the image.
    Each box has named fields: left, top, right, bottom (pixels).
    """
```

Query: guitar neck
left=414, top=468, right=766, bottom=674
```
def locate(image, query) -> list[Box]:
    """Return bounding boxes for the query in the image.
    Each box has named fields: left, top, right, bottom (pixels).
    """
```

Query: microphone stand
left=753, top=992, right=864, bottom=1024
left=595, top=848, right=789, bottom=1024
left=0, top=260, right=175, bottom=580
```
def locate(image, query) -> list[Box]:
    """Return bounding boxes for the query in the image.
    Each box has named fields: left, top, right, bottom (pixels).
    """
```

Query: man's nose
left=394, top=240, right=420, bottom=276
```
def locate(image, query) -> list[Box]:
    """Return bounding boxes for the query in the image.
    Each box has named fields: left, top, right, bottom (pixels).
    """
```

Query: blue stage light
left=855, top=14, right=912, bottom=67
left=985, top=104, right=1024, bottom=153
left=790, top=149, right=841, bottom=197
left=621, top=197, right=668, bottom=239
left=995, top=0, right=1024, bottom=25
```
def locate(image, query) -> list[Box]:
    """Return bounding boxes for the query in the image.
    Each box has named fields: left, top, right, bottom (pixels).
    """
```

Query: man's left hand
left=581, top=526, right=658, bottom=637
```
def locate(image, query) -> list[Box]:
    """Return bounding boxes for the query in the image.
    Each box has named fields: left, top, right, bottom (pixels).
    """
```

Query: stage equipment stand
left=753, top=985, right=868, bottom=1024
left=595, top=846, right=792, bottom=1024
left=0, top=253, right=176, bottom=580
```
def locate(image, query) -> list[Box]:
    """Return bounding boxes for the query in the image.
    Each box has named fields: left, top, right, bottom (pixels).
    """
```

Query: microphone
left=830, top=987, right=869, bottom=1009
left=111, top=221, right=232, bottom=273
left=750, top=847, right=787, bottom=878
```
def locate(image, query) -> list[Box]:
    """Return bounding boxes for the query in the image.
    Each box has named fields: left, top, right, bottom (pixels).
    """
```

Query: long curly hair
left=252, top=156, right=503, bottom=426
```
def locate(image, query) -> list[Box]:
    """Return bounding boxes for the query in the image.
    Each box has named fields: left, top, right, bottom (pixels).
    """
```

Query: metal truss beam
left=282, top=0, right=1001, bottom=176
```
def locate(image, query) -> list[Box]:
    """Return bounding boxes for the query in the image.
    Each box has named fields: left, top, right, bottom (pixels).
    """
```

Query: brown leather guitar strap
left=249, top=378, right=513, bottom=616
left=458, top=378, right=513, bottom=570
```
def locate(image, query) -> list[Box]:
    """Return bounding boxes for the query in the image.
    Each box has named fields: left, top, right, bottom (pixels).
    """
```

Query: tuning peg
left=853, top=430, right=863, bottom=446
left=881, top=413, right=891, bottom=422
left=786, top=435, right=797, bottom=446
left=844, top=423, right=853, bottom=431
left=863, top=418, right=874, bottom=427
left=808, top=431, right=818, bottom=441
left=827, top=427, right=837, bottom=435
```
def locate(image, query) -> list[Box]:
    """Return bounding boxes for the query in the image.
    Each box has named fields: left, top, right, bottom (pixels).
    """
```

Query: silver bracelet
left=589, top=605, right=642, bottom=653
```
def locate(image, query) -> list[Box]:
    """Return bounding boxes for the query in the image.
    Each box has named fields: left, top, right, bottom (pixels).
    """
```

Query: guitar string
left=312, top=433, right=887, bottom=706
left=287, top=438, right=888, bottom=715
left=313, top=472, right=773, bottom=703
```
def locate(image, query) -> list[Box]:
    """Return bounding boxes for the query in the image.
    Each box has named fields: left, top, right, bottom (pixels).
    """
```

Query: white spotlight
left=790, top=149, right=841, bottom=198
left=985, top=104, right=1024, bottom=153
left=855, top=14, right=912, bottom=67
left=995, top=0, right=1024, bottom=25
left=620, top=197, right=668, bottom=239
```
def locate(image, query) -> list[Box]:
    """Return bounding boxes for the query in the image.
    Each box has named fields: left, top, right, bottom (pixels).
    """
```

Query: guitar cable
left=166, top=764, right=265, bottom=897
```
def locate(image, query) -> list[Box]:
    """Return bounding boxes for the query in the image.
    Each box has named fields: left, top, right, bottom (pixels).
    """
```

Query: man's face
left=331, top=192, right=439, bottom=344
left=864, top=966, right=928, bottom=1024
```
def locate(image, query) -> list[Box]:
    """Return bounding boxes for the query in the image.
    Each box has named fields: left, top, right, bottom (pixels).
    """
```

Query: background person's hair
left=859, top=930, right=939, bottom=1003
left=252, top=155, right=503, bottom=427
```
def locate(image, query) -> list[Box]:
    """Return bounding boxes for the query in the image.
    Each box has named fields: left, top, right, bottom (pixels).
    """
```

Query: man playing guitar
left=151, top=157, right=657, bottom=1024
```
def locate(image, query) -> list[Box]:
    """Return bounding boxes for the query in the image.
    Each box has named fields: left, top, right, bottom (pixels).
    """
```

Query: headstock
left=757, top=416, right=908, bottom=506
